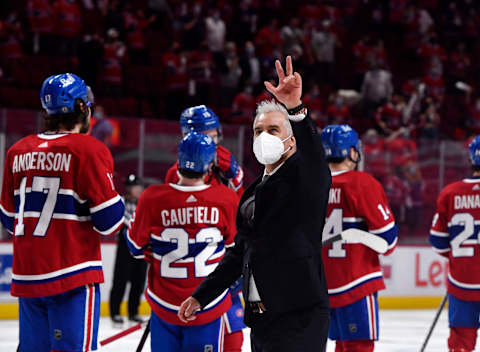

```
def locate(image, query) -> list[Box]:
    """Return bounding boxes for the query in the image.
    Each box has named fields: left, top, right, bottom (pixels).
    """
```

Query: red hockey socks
left=335, top=340, right=374, bottom=352
left=223, top=330, right=243, bottom=352
left=448, top=327, right=477, bottom=352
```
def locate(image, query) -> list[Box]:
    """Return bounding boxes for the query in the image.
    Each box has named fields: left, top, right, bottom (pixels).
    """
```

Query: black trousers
left=250, top=304, right=329, bottom=352
left=109, top=228, right=147, bottom=318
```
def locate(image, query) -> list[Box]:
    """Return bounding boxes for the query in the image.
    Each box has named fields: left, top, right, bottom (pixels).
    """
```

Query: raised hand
left=264, top=56, right=302, bottom=109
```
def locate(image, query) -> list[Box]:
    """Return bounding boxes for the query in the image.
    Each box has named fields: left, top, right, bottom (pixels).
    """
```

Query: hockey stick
left=136, top=319, right=150, bottom=352
left=99, top=322, right=143, bottom=346
left=322, top=228, right=389, bottom=254
left=419, top=293, right=448, bottom=352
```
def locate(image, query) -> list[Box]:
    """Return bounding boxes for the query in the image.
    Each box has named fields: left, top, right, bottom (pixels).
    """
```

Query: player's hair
left=472, top=165, right=480, bottom=173
left=326, top=157, right=347, bottom=164
left=254, top=100, right=293, bottom=136
left=43, top=98, right=90, bottom=132
left=178, top=168, right=206, bottom=179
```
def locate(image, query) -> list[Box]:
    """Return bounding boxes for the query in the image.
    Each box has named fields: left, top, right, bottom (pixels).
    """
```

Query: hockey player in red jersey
left=0, top=73, right=125, bottom=352
left=165, top=104, right=246, bottom=351
left=320, top=124, right=398, bottom=352
left=126, top=132, right=239, bottom=352
left=430, top=135, right=480, bottom=352
left=165, top=105, right=244, bottom=196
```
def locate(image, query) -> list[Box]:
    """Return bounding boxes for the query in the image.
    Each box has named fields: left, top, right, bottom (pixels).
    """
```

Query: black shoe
left=128, top=315, right=145, bottom=324
left=111, top=315, right=124, bottom=328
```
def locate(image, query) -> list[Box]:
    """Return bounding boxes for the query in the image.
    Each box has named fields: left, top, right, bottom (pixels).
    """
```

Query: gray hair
left=253, top=100, right=293, bottom=135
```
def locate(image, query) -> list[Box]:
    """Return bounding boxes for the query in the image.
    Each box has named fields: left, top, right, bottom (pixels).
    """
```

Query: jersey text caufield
left=12, top=152, right=72, bottom=173
left=161, top=206, right=219, bottom=226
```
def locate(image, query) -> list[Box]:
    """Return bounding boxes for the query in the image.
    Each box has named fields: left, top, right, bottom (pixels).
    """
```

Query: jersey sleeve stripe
left=93, top=216, right=124, bottom=235
left=343, top=217, right=364, bottom=223
left=90, top=195, right=123, bottom=213
left=430, top=230, right=449, bottom=237
left=387, top=236, right=398, bottom=250
left=12, top=260, right=102, bottom=281
left=125, top=229, right=145, bottom=257
left=328, top=271, right=383, bottom=295
left=369, top=221, right=395, bottom=234
left=90, top=198, right=125, bottom=234
left=0, top=204, right=14, bottom=233
left=429, top=235, right=450, bottom=251
left=433, top=247, right=450, bottom=253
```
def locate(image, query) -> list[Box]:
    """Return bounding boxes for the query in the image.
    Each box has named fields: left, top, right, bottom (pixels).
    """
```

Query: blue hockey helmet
left=40, top=73, right=93, bottom=115
left=179, top=105, right=220, bottom=137
left=320, top=124, right=360, bottom=159
left=469, top=135, right=480, bottom=166
left=178, top=132, right=216, bottom=173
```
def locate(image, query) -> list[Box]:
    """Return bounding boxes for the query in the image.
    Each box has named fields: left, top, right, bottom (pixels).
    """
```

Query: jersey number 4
left=15, top=176, right=60, bottom=237
left=160, top=227, right=223, bottom=279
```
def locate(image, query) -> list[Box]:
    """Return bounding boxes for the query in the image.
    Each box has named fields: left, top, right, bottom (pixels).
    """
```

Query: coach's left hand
left=264, top=56, right=302, bottom=109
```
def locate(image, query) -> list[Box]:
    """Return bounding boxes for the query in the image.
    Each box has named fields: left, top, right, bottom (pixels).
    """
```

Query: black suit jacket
left=192, top=113, right=331, bottom=326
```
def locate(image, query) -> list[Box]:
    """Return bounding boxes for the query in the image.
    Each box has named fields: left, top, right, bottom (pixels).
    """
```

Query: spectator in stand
left=403, top=156, right=424, bottom=233
left=105, top=0, right=124, bottom=32
left=205, top=8, right=226, bottom=54
left=219, top=41, right=242, bottom=107
left=417, top=97, right=441, bottom=139
left=352, top=34, right=374, bottom=89
left=361, top=60, right=393, bottom=117
left=303, top=84, right=325, bottom=128
left=310, top=20, right=339, bottom=88
left=0, top=13, right=24, bottom=67
left=375, top=94, right=406, bottom=136
left=100, top=28, right=126, bottom=96
left=254, top=18, right=280, bottom=58
left=27, top=0, right=54, bottom=54
left=239, top=41, right=261, bottom=93
left=325, top=93, right=351, bottom=125
left=53, top=0, right=83, bottom=56
left=363, top=129, right=388, bottom=181
left=280, top=18, right=304, bottom=56
left=467, top=97, right=480, bottom=135
left=78, top=33, right=103, bottom=90
left=417, top=34, right=447, bottom=73
left=123, top=7, right=156, bottom=65
left=383, top=166, right=407, bottom=223
left=237, top=0, right=259, bottom=44
left=90, top=106, right=114, bottom=148
left=386, top=128, right=418, bottom=168
left=449, top=42, right=471, bottom=83
left=371, top=39, right=388, bottom=70
left=179, top=2, right=205, bottom=51
left=188, top=42, right=214, bottom=81
left=231, top=84, right=256, bottom=124
left=422, top=64, right=445, bottom=105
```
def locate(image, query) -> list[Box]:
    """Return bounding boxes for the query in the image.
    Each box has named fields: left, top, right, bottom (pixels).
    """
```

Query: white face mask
left=253, top=132, right=292, bottom=165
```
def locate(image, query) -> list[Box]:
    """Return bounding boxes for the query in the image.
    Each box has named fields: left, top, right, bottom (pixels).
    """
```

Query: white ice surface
left=1, top=309, right=477, bottom=351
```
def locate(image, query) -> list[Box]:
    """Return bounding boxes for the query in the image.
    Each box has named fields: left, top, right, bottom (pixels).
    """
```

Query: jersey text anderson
left=12, top=152, right=72, bottom=173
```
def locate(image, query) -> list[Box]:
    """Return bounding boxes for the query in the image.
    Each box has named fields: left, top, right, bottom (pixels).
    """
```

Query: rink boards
left=0, top=243, right=448, bottom=319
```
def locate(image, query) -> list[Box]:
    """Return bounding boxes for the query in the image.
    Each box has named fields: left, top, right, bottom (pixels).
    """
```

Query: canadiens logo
left=235, top=308, right=244, bottom=318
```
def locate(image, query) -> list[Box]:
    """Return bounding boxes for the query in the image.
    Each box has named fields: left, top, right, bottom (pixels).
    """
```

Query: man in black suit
left=178, top=56, right=331, bottom=352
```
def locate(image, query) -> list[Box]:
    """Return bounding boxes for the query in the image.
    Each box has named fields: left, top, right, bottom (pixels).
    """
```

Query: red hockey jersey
left=126, top=183, right=238, bottom=326
left=430, top=177, right=480, bottom=301
left=0, top=133, right=124, bottom=297
left=322, top=170, right=398, bottom=308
